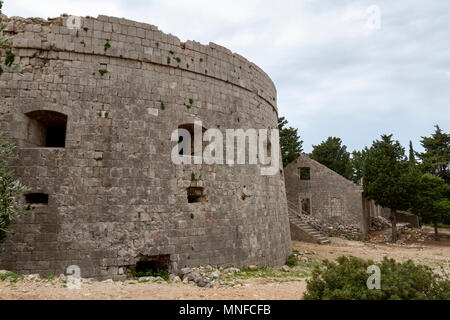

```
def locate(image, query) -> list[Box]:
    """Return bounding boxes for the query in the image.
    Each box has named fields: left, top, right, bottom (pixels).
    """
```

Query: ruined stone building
left=284, top=154, right=368, bottom=239
left=284, top=155, right=420, bottom=241
left=0, top=14, right=291, bottom=279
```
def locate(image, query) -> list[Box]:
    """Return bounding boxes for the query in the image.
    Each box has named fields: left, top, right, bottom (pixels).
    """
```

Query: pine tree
left=409, top=140, right=416, bottom=165
left=278, top=117, right=303, bottom=167
left=363, top=135, right=411, bottom=242
left=411, top=174, right=450, bottom=240
left=311, top=137, right=353, bottom=180
left=418, top=125, right=450, bottom=184
left=351, top=148, right=369, bottom=184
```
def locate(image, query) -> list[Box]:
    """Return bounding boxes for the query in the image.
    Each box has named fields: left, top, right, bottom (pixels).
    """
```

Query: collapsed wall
left=0, top=14, right=291, bottom=279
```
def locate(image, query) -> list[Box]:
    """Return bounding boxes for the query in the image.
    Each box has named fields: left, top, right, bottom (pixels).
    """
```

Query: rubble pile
left=296, top=213, right=362, bottom=240
left=369, top=223, right=434, bottom=244
left=369, top=216, right=392, bottom=231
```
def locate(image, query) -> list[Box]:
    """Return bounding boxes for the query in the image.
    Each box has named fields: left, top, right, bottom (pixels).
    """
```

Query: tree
left=408, top=140, right=416, bottom=165
left=278, top=117, right=303, bottom=167
left=0, top=0, right=24, bottom=76
left=418, top=125, right=450, bottom=184
left=311, top=137, right=352, bottom=180
left=351, top=148, right=368, bottom=184
left=411, top=174, right=450, bottom=241
left=363, top=135, right=411, bottom=242
left=0, top=133, right=29, bottom=242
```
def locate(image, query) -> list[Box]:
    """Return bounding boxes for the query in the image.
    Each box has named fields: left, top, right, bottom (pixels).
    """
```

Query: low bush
left=286, top=254, right=299, bottom=267
left=304, top=256, right=449, bottom=300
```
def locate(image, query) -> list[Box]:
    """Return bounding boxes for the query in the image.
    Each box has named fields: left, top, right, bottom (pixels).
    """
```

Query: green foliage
left=190, top=213, right=195, bottom=219
left=160, top=102, right=165, bottom=110
left=169, top=50, right=174, bottom=55
left=411, top=174, right=450, bottom=238
left=98, top=69, right=108, bottom=76
left=175, top=57, right=181, bottom=63
left=418, top=125, right=450, bottom=184
left=0, top=271, right=23, bottom=281
left=409, top=140, right=416, bottom=165
left=286, top=254, right=299, bottom=267
left=363, top=135, right=412, bottom=241
left=363, top=135, right=410, bottom=211
left=191, top=172, right=196, bottom=181
left=304, top=256, right=449, bottom=300
left=351, top=148, right=368, bottom=184
left=189, top=98, right=193, bottom=105
left=104, top=40, right=111, bottom=51
left=0, top=1, right=24, bottom=76
left=0, top=133, right=30, bottom=242
left=278, top=117, right=303, bottom=167
left=83, top=27, right=88, bottom=31
left=130, top=268, right=169, bottom=281
left=311, top=137, right=353, bottom=180
left=299, top=167, right=310, bottom=180
left=200, top=58, right=203, bottom=62
left=167, top=56, right=171, bottom=64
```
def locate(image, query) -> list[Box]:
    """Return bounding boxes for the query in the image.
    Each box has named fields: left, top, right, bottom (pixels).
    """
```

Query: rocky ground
left=0, top=226, right=448, bottom=300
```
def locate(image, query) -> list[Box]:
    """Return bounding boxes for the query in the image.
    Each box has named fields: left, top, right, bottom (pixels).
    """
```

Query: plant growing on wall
left=0, top=0, right=24, bottom=76
left=0, top=133, right=30, bottom=242
left=104, top=40, right=111, bottom=52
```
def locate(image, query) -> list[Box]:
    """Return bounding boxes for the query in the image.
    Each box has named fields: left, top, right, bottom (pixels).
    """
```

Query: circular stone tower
left=0, top=14, right=291, bottom=279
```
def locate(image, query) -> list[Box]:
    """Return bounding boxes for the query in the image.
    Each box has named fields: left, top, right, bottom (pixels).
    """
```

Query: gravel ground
left=1, top=227, right=448, bottom=300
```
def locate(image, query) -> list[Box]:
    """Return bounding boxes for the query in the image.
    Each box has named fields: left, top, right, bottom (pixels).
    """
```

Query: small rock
left=248, top=265, right=258, bottom=270
left=173, top=276, right=181, bottom=283
left=180, top=268, right=192, bottom=275
left=210, top=270, right=221, bottom=278
left=102, top=279, right=114, bottom=283
left=25, top=274, right=40, bottom=281
left=281, top=265, right=290, bottom=272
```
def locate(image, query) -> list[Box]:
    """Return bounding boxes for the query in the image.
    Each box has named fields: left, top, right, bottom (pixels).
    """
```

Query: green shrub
left=304, top=256, right=449, bottom=300
left=130, top=268, right=169, bottom=281
left=0, top=134, right=30, bottom=242
left=286, top=254, right=299, bottom=267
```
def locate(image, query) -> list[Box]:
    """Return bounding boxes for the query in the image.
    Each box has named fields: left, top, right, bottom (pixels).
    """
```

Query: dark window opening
left=25, top=110, right=67, bottom=148
left=178, top=123, right=207, bottom=156
left=301, top=198, right=311, bottom=215
left=187, top=187, right=206, bottom=203
left=25, top=193, right=49, bottom=205
left=129, top=255, right=170, bottom=278
left=299, top=167, right=311, bottom=180
left=45, top=125, right=66, bottom=147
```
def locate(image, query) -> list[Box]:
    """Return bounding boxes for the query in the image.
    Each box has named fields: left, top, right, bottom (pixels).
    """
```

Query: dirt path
left=1, top=227, right=448, bottom=300
left=0, top=279, right=307, bottom=300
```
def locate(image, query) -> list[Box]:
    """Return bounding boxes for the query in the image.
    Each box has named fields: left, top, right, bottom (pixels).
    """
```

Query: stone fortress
left=0, top=14, right=292, bottom=280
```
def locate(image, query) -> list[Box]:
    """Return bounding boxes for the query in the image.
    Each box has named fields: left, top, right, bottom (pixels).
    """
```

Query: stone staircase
left=287, top=201, right=330, bottom=245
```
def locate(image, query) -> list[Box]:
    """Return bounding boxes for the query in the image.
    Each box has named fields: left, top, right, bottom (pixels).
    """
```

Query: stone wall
left=0, top=14, right=291, bottom=279
left=284, top=154, right=366, bottom=239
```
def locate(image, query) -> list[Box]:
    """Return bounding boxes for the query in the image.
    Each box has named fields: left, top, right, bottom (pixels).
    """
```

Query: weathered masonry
left=284, top=155, right=367, bottom=239
left=0, top=14, right=291, bottom=279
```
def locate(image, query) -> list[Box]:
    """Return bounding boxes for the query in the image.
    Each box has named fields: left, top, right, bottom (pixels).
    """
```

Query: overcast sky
left=4, top=0, right=450, bottom=153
